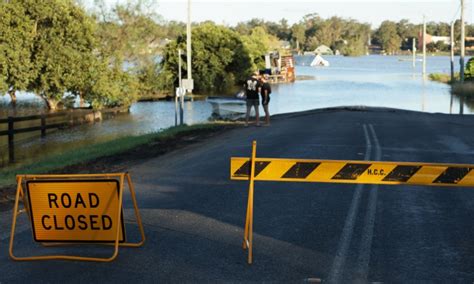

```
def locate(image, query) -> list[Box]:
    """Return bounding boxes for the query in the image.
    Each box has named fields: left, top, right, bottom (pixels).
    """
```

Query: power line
left=451, top=1, right=462, bottom=23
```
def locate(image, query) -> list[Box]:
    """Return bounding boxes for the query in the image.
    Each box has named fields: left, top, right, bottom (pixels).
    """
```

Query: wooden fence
left=0, top=112, right=70, bottom=163
left=0, top=107, right=127, bottom=164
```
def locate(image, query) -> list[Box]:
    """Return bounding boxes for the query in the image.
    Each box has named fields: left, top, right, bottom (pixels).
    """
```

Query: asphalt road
left=2, top=107, right=474, bottom=282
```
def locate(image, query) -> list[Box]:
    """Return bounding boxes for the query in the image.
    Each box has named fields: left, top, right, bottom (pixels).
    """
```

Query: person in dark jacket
left=243, top=71, right=261, bottom=126
left=260, top=74, right=271, bottom=125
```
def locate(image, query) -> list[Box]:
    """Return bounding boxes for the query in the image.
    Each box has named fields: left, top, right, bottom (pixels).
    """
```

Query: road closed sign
left=26, top=179, right=125, bottom=243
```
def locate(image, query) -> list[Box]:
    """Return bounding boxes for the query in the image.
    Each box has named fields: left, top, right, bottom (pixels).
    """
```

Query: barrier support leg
left=121, top=173, right=146, bottom=247
left=243, top=190, right=251, bottom=249
left=9, top=176, right=23, bottom=260
left=243, top=140, right=257, bottom=264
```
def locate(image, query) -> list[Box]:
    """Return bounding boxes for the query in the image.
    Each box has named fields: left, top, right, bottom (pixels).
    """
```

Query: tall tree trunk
left=42, top=95, right=59, bottom=111
left=46, top=99, right=58, bottom=111
left=8, top=89, right=17, bottom=107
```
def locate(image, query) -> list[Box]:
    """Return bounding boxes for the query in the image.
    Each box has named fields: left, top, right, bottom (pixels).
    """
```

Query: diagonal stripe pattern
left=230, top=157, right=474, bottom=187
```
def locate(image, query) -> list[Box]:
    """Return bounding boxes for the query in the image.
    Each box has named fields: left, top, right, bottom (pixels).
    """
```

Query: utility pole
left=451, top=21, right=455, bottom=82
left=174, top=0, right=192, bottom=126
left=186, top=0, right=193, bottom=89
left=422, top=15, right=426, bottom=77
left=460, top=0, right=465, bottom=82
left=176, top=49, right=183, bottom=126
left=412, top=37, right=416, bottom=68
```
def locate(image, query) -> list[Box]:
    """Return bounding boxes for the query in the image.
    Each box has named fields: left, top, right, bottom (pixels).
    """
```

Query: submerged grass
left=429, top=72, right=474, bottom=96
left=0, top=123, right=232, bottom=187
left=452, top=82, right=474, bottom=96
left=428, top=72, right=459, bottom=84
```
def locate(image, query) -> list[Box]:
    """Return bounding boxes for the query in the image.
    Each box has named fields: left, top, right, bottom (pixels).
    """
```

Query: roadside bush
left=465, top=57, right=474, bottom=81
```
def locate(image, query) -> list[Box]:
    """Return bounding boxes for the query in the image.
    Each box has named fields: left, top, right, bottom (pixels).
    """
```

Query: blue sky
left=88, top=1, right=473, bottom=28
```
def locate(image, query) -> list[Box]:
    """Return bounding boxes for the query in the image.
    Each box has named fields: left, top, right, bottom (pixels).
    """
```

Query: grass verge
left=0, top=122, right=235, bottom=188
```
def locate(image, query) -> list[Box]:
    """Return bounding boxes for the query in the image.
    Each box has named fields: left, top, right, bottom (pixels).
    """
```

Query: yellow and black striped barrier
left=231, top=141, right=474, bottom=264
left=231, top=158, right=474, bottom=187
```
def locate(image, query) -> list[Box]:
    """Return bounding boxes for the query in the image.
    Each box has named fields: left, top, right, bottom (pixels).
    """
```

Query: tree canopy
left=160, top=22, right=253, bottom=94
left=373, top=21, right=402, bottom=55
left=0, top=1, right=35, bottom=104
left=0, top=0, right=140, bottom=110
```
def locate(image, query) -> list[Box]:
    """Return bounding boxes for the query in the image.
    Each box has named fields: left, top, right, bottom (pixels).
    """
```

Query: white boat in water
left=310, top=54, right=330, bottom=67
left=208, top=97, right=251, bottom=119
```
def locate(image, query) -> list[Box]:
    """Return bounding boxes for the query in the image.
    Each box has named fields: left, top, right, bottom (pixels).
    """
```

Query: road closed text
left=41, top=193, right=113, bottom=231
left=26, top=180, right=125, bottom=242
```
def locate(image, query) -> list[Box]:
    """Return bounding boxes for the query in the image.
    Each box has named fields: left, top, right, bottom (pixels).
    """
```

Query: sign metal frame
left=9, top=173, right=146, bottom=262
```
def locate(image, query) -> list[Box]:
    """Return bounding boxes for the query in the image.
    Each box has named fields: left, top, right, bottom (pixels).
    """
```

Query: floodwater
left=0, top=55, right=472, bottom=167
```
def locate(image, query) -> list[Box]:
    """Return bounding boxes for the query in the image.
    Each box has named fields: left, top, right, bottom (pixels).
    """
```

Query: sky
left=155, top=0, right=472, bottom=27
left=88, top=0, right=473, bottom=28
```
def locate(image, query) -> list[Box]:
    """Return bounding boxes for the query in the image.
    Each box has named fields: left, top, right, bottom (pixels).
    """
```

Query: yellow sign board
left=26, top=180, right=125, bottom=243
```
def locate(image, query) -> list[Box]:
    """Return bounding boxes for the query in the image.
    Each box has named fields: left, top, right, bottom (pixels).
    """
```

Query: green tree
left=374, top=21, right=402, bottom=54
left=291, top=23, right=306, bottom=51
left=234, top=18, right=265, bottom=35
left=160, top=22, right=253, bottom=94
left=20, top=0, right=100, bottom=110
left=426, top=21, right=450, bottom=36
left=465, top=57, right=474, bottom=81
left=242, top=26, right=280, bottom=70
left=84, top=64, right=139, bottom=109
left=94, top=0, right=166, bottom=99
left=276, top=19, right=291, bottom=40
left=396, top=19, right=419, bottom=50
left=340, top=20, right=370, bottom=56
left=0, top=1, right=36, bottom=105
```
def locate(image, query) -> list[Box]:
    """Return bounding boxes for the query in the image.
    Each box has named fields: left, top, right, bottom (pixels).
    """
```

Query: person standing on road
left=260, top=74, right=272, bottom=126
left=244, top=71, right=261, bottom=126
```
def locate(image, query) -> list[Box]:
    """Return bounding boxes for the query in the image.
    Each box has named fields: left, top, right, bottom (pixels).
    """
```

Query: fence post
left=8, top=116, right=14, bottom=163
left=41, top=114, right=46, bottom=137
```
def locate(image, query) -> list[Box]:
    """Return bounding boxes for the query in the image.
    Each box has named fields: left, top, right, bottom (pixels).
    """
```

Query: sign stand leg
left=123, top=173, right=146, bottom=247
left=9, top=176, right=23, bottom=260
left=243, top=140, right=257, bottom=264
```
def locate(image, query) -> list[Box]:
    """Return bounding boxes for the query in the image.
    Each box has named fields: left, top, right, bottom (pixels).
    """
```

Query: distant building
left=431, top=36, right=450, bottom=45
left=314, top=45, right=333, bottom=55
left=417, top=33, right=450, bottom=49
left=466, top=37, right=474, bottom=51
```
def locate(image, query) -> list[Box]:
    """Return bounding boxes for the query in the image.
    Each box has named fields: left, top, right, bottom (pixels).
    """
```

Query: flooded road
left=0, top=55, right=472, bottom=167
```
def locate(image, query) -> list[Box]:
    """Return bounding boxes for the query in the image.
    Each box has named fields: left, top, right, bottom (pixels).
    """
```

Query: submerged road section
left=2, top=107, right=474, bottom=282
